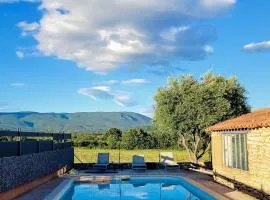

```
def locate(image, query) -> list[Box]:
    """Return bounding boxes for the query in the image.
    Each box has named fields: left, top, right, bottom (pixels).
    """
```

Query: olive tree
left=153, top=72, right=250, bottom=163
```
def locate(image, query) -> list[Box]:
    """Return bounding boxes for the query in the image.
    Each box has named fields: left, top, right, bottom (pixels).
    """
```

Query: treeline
left=72, top=127, right=179, bottom=149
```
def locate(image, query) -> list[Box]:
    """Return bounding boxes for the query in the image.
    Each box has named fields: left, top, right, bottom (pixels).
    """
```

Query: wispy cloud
left=113, top=91, right=136, bottom=107
left=78, top=86, right=137, bottom=107
left=122, top=79, right=150, bottom=85
left=18, top=0, right=235, bottom=73
left=16, top=51, right=24, bottom=59
left=11, top=83, right=26, bottom=88
left=17, top=21, right=40, bottom=36
left=243, top=41, right=270, bottom=53
left=94, top=79, right=150, bottom=86
left=15, top=47, right=40, bottom=58
left=78, top=86, right=112, bottom=100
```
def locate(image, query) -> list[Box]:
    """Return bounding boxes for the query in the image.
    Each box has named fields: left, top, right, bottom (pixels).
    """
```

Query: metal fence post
left=52, top=132, right=54, bottom=151
left=18, top=128, right=21, bottom=156
left=37, top=132, right=40, bottom=153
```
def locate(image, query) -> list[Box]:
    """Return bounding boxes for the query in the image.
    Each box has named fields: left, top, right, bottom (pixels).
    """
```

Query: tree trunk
left=179, top=132, right=202, bottom=164
left=179, top=134, right=193, bottom=163
left=193, top=134, right=201, bottom=164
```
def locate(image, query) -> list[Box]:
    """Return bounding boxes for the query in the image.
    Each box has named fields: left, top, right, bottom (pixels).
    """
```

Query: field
left=74, top=148, right=210, bottom=163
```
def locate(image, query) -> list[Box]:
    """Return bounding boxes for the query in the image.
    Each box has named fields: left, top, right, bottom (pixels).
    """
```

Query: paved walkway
left=181, top=171, right=256, bottom=200
left=15, top=178, right=66, bottom=200
left=16, top=169, right=256, bottom=200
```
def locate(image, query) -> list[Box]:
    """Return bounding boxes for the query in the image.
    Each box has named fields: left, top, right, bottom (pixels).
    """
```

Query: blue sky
left=0, top=0, right=270, bottom=117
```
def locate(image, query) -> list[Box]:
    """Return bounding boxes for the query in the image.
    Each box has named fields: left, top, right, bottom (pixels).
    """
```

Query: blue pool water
left=60, top=176, right=216, bottom=200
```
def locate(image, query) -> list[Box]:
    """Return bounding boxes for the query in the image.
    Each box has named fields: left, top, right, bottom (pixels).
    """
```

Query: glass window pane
left=223, top=133, right=248, bottom=171
left=232, top=135, right=237, bottom=168
left=239, top=134, right=243, bottom=170
left=235, top=134, right=241, bottom=169
left=243, top=134, right=248, bottom=170
left=228, top=135, right=233, bottom=167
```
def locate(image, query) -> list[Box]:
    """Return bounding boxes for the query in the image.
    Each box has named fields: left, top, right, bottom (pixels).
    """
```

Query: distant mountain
left=0, top=112, right=152, bottom=133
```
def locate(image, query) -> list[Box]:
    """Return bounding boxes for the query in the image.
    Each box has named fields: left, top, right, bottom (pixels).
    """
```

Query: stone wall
left=211, top=128, right=270, bottom=195
left=0, top=148, right=74, bottom=193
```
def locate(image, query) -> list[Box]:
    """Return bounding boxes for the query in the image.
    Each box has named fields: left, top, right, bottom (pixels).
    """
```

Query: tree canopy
left=122, top=128, right=156, bottom=149
left=153, top=72, right=250, bottom=163
left=104, top=128, right=122, bottom=149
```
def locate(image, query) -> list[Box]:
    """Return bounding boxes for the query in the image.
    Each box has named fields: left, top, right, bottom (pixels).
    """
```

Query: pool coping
left=182, top=176, right=230, bottom=200
left=180, top=175, right=255, bottom=200
left=44, top=175, right=222, bottom=200
left=44, top=179, right=73, bottom=200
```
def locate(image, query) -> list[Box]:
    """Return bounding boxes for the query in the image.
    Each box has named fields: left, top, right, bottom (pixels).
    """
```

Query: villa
left=207, top=108, right=270, bottom=196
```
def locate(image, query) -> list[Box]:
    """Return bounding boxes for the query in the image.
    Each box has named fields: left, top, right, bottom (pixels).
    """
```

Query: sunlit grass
left=74, top=148, right=209, bottom=163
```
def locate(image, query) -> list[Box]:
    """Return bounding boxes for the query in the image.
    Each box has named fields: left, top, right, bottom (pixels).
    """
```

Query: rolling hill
left=0, top=112, right=152, bottom=133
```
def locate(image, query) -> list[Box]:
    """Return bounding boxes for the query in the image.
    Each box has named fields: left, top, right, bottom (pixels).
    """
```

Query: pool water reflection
left=60, top=177, right=216, bottom=200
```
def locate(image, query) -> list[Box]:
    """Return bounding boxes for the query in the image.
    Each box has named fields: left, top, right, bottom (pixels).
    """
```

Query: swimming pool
left=58, top=176, right=216, bottom=200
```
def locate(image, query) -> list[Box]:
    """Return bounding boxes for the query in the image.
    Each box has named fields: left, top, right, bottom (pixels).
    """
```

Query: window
left=223, top=133, right=248, bottom=170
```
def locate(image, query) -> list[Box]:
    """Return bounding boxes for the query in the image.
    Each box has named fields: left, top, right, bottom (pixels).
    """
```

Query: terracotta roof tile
left=206, top=108, right=270, bottom=132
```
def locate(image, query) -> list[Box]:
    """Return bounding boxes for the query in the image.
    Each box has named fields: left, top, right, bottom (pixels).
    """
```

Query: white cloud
left=16, top=51, right=24, bottom=58
left=11, top=83, right=26, bottom=87
left=78, top=86, right=136, bottom=107
left=243, top=41, right=270, bottom=53
left=78, top=86, right=111, bottom=100
left=17, top=21, right=40, bottom=36
left=113, top=91, right=136, bottom=107
left=18, top=0, right=235, bottom=73
left=94, top=78, right=150, bottom=86
left=121, top=79, right=150, bottom=85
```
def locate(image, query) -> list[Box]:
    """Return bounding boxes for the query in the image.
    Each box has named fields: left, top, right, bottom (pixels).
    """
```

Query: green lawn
left=74, top=148, right=210, bottom=163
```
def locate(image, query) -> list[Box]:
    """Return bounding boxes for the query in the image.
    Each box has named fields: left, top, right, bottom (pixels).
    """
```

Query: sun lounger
left=132, top=155, right=147, bottom=170
left=93, top=153, right=110, bottom=170
left=160, top=152, right=179, bottom=170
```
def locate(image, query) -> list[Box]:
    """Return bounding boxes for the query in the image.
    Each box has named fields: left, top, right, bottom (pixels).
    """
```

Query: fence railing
left=0, top=130, right=72, bottom=158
